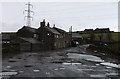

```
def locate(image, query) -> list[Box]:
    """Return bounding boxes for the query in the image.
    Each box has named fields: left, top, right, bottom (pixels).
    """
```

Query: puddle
left=54, top=69, right=58, bottom=70
left=33, top=70, right=40, bottom=72
left=62, top=62, right=81, bottom=65
left=19, top=71, right=24, bottom=73
left=106, top=73, right=118, bottom=76
left=0, top=72, right=18, bottom=76
left=8, top=59, right=17, bottom=62
left=106, top=66, right=112, bottom=69
left=46, top=72, right=50, bottom=75
left=94, top=50, right=97, bottom=53
left=27, top=53, right=38, bottom=56
left=59, top=67, right=65, bottom=70
left=77, top=69, right=93, bottom=71
left=90, top=74, right=106, bottom=77
left=67, top=53, right=104, bottom=63
left=82, top=51, right=86, bottom=53
left=101, top=53, right=106, bottom=55
left=68, top=53, right=120, bottom=69
left=82, top=65, right=87, bottom=66
left=100, top=62, right=120, bottom=69
left=6, top=66, right=11, bottom=69
left=10, top=70, right=16, bottom=72
left=91, top=66, right=96, bottom=67
left=96, top=64, right=100, bottom=66
left=66, top=49, right=80, bottom=53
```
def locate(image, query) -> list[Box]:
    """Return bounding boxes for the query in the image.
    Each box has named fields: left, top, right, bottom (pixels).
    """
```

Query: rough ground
left=1, top=45, right=120, bottom=79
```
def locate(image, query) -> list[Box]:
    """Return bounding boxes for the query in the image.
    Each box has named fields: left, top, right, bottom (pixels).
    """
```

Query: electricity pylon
left=23, top=2, right=34, bottom=27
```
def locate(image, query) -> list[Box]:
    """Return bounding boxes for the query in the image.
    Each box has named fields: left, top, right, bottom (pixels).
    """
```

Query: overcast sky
left=1, top=2, right=118, bottom=32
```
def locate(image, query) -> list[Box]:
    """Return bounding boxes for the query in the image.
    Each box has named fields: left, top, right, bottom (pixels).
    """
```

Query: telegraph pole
left=23, top=2, right=34, bottom=27
left=69, top=26, right=72, bottom=46
left=71, top=26, right=72, bottom=41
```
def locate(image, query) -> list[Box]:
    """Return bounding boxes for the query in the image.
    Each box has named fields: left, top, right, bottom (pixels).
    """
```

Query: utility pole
left=69, top=26, right=72, bottom=46
left=71, top=26, right=72, bottom=40
left=23, top=2, right=34, bottom=27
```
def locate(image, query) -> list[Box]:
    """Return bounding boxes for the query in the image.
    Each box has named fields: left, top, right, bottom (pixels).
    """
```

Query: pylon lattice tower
left=23, top=2, right=34, bottom=27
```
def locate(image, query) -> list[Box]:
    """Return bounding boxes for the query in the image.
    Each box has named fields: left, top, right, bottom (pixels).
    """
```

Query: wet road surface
left=1, top=45, right=120, bottom=79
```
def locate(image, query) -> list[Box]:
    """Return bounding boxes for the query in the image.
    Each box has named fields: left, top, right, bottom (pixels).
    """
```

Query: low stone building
left=84, top=28, right=111, bottom=34
left=11, top=37, right=44, bottom=52
left=94, top=28, right=110, bottom=33
left=2, top=32, right=16, bottom=44
left=84, top=29, right=94, bottom=34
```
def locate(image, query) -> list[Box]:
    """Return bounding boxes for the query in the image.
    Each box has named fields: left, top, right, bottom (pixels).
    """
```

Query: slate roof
left=20, top=26, right=39, bottom=33
left=20, top=37, right=41, bottom=44
left=45, top=27, right=61, bottom=35
left=95, top=28, right=109, bottom=30
left=53, top=27, right=66, bottom=34
left=84, top=29, right=93, bottom=31
left=72, top=33, right=83, bottom=39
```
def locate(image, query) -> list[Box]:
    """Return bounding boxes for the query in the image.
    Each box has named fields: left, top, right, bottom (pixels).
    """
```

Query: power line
left=23, top=2, right=34, bottom=27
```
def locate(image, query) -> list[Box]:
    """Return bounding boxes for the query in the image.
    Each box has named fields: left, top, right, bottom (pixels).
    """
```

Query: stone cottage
left=38, top=20, right=71, bottom=50
left=2, top=19, right=72, bottom=52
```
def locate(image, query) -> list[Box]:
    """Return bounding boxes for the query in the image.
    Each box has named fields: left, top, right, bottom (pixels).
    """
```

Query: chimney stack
left=40, top=19, right=46, bottom=27
left=53, top=24, right=55, bottom=27
left=47, top=22, right=50, bottom=27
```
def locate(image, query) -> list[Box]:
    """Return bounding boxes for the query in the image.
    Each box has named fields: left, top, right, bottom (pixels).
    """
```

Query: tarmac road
left=2, top=45, right=120, bottom=79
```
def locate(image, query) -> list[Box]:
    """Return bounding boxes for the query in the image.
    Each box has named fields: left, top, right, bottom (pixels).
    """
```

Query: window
left=2, top=41, right=6, bottom=43
left=56, top=35, right=59, bottom=38
left=54, top=42, right=56, bottom=47
left=3, top=41, right=10, bottom=44
left=7, top=41, right=10, bottom=43
left=34, top=34, right=37, bottom=38
left=47, top=33, right=49, bottom=36
left=55, top=34, right=59, bottom=38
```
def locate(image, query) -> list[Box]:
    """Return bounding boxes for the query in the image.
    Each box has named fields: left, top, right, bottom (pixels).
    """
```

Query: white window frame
left=47, top=33, right=50, bottom=36
left=56, top=35, right=59, bottom=38
left=34, top=34, right=37, bottom=38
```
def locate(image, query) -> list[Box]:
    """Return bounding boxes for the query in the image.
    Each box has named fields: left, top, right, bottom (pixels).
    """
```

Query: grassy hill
left=79, top=32, right=120, bottom=42
left=78, top=32, right=120, bottom=59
